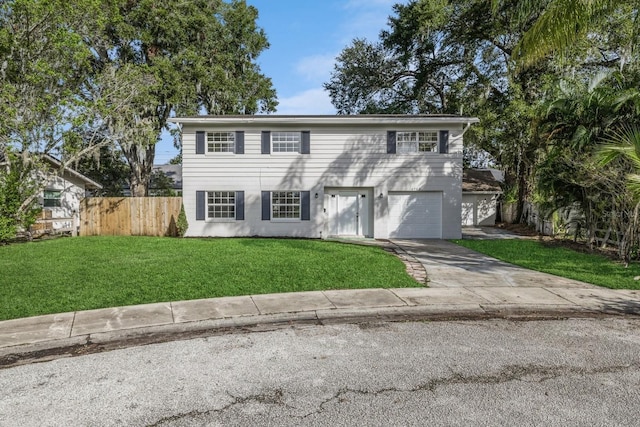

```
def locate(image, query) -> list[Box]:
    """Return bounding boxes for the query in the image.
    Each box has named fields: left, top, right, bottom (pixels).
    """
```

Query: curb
left=0, top=303, right=629, bottom=370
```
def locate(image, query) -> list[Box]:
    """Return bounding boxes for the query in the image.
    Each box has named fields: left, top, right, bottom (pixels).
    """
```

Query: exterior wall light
left=379, top=193, right=384, bottom=198
left=315, top=193, right=319, bottom=199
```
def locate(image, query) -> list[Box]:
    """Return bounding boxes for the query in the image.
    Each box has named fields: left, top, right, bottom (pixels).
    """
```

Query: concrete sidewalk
left=2, top=286, right=640, bottom=353
left=2, top=235, right=640, bottom=363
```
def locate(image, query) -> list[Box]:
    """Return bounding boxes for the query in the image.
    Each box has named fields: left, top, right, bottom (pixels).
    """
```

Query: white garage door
left=388, top=192, right=442, bottom=238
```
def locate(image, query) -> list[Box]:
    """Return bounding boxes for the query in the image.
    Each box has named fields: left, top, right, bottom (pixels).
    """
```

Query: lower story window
left=43, top=190, right=62, bottom=207
left=207, top=191, right=235, bottom=219
left=272, top=191, right=300, bottom=219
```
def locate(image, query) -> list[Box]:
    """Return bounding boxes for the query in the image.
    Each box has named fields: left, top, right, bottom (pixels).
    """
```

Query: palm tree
left=596, top=82, right=640, bottom=263
left=600, top=126, right=640, bottom=198
left=493, top=0, right=629, bottom=67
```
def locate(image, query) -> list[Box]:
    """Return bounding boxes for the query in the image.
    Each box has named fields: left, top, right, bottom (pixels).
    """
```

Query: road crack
left=146, top=388, right=288, bottom=426
left=297, top=361, right=640, bottom=419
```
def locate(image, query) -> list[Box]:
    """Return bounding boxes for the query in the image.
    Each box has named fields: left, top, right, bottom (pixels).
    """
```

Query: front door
left=327, top=191, right=370, bottom=236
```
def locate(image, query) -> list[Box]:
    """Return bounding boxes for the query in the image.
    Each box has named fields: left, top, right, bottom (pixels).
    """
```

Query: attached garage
left=388, top=192, right=442, bottom=238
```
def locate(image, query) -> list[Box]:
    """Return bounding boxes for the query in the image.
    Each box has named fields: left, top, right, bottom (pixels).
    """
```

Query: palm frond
left=597, top=144, right=633, bottom=166
left=626, top=174, right=640, bottom=201
left=515, top=0, right=617, bottom=68
left=599, top=125, right=640, bottom=168
left=587, top=70, right=612, bottom=93
left=613, top=90, right=640, bottom=114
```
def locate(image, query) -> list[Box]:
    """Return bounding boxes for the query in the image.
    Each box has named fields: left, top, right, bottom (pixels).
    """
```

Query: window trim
left=196, top=191, right=244, bottom=221
left=271, top=131, right=302, bottom=154
left=206, top=131, right=235, bottom=153
left=270, top=190, right=302, bottom=221
left=206, top=191, right=236, bottom=221
left=396, top=131, right=439, bottom=154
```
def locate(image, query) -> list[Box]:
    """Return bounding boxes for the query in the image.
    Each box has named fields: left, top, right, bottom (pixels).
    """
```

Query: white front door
left=327, top=191, right=370, bottom=236
left=462, top=195, right=475, bottom=226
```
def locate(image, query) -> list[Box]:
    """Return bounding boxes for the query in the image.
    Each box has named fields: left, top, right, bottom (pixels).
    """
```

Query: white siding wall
left=182, top=122, right=465, bottom=239
left=462, top=193, right=499, bottom=226
left=39, top=174, right=85, bottom=230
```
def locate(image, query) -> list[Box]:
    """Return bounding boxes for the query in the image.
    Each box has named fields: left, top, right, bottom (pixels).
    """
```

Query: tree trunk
left=515, top=165, right=527, bottom=224
left=123, top=142, right=155, bottom=197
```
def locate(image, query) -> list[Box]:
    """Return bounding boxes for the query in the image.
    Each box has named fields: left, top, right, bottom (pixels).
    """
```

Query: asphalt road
left=2, top=318, right=640, bottom=426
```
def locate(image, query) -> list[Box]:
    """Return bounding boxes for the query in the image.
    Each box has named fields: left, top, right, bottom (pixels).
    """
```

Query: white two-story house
left=170, top=115, right=478, bottom=239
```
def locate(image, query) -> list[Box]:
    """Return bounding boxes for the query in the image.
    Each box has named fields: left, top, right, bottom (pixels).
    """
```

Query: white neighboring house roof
left=42, top=155, right=103, bottom=190
left=169, top=114, right=480, bottom=126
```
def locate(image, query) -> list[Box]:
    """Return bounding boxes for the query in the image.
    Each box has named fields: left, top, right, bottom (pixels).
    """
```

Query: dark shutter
left=387, top=131, right=396, bottom=154
left=301, top=131, right=310, bottom=154
left=196, top=131, right=205, bottom=154
left=261, top=191, right=270, bottom=220
left=261, top=131, right=271, bottom=154
left=235, top=191, right=244, bottom=220
left=439, top=130, right=449, bottom=154
left=235, top=131, right=244, bottom=154
left=301, top=191, right=311, bottom=221
left=196, top=191, right=206, bottom=220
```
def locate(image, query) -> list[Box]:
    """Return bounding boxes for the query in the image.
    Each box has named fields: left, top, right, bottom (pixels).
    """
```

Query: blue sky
left=154, top=0, right=405, bottom=164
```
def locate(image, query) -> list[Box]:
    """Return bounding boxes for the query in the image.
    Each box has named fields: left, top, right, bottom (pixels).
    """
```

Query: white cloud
left=343, top=0, right=398, bottom=9
left=276, top=88, right=336, bottom=115
left=295, top=53, right=337, bottom=84
left=339, top=0, right=409, bottom=43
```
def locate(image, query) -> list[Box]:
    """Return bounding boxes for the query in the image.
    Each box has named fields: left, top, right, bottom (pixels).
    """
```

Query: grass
left=0, top=236, right=420, bottom=321
left=452, top=238, right=640, bottom=290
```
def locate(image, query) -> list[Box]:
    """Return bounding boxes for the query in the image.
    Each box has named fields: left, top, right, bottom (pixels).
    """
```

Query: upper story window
left=207, top=132, right=235, bottom=153
left=397, top=131, right=439, bottom=153
left=207, top=191, right=235, bottom=219
left=272, top=132, right=300, bottom=153
left=43, top=190, right=62, bottom=207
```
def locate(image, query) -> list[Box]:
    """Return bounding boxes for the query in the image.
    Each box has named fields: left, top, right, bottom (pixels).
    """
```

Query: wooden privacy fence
left=80, top=197, right=183, bottom=236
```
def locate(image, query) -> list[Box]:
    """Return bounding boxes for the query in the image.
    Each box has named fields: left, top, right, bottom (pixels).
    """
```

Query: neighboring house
left=150, top=164, right=182, bottom=196
left=36, top=155, right=102, bottom=234
left=170, top=115, right=478, bottom=239
left=461, top=169, right=503, bottom=226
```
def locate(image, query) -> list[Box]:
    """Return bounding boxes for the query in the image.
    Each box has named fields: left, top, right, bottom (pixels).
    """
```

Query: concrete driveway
left=392, top=238, right=597, bottom=289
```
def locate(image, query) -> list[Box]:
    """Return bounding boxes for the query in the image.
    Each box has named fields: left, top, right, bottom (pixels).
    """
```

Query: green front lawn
left=452, top=238, right=640, bottom=290
left=0, top=237, right=419, bottom=321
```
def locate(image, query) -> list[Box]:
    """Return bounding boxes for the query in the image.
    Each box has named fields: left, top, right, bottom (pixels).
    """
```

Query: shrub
left=176, top=203, right=188, bottom=237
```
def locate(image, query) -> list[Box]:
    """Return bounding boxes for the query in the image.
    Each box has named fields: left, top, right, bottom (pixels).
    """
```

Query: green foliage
left=1, top=0, right=277, bottom=197
left=176, top=204, right=189, bottom=237
left=74, top=146, right=129, bottom=196
left=0, top=0, right=106, bottom=154
left=0, top=153, right=42, bottom=242
left=0, top=237, right=419, bottom=320
left=88, top=0, right=277, bottom=196
left=536, top=69, right=640, bottom=261
left=497, top=0, right=637, bottom=68
left=149, top=169, right=177, bottom=197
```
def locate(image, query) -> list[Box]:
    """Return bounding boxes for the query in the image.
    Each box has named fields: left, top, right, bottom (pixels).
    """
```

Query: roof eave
left=168, top=115, right=480, bottom=126
left=43, top=155, right=103, bottom=189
